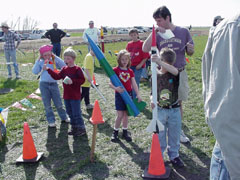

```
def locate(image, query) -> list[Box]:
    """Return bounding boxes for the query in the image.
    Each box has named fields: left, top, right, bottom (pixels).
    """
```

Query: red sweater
left=47, top=66, right=85, bottom=100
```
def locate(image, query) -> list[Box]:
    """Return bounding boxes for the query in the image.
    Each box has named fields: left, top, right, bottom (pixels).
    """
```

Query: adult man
left=202, top=14, right=240, bottom=180
left=82, top=20, right=100, bottom=52
left=1, top=22, right=21, bottom=79
left=45, top=23, right=66, bottom=57
left=142, top=6, right=194, bottom=143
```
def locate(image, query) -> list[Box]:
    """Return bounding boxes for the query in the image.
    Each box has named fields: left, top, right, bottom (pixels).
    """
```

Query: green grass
left=69, top=32, right=83, bottom=37
left=0, top=35, right=213, bottom=180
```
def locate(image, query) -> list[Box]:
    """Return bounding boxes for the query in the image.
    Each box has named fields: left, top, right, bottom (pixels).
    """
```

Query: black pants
left=81, top=87, right=90, bottom=106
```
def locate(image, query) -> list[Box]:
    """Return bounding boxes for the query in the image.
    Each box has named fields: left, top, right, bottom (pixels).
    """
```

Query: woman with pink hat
left=32, top=45, right=69, bottom=127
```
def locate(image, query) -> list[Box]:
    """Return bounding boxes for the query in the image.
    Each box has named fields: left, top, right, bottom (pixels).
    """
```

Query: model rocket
left=100, top=27, right=105, bottom=53
left=85, top=34, right=140, bottom=117
left=146, top=25, right=164, bottom=133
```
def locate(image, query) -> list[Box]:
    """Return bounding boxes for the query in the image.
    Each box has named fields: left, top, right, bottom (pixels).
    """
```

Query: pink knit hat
left=39, top=45, right=53, bottom=55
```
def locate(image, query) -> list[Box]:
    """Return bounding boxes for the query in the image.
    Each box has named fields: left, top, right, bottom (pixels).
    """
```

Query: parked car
left=28, top=30, right=46, bottom=40
left=65, top=33, right=71, bottom=37
left=117, top=29, right=129, bottom=34
left=21, top=33, right=30, bottom=40
left=133, top=26, right=145, bottom=33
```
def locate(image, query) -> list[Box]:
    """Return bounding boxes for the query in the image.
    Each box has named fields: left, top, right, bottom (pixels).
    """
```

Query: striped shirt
left=3, top=31, right=21, bottom=50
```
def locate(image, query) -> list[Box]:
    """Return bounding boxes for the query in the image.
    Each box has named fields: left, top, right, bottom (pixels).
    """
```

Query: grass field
left=0, top=35, right=213, bottom=180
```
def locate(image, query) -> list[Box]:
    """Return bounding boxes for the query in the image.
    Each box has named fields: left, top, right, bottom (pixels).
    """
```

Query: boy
left=43, top=47, right=86, bottom=136
left=150, top=47, right=184, bottom=168
left=126, top=28, right=149, bottom=98
left=81, top=49, right=95, bottom=109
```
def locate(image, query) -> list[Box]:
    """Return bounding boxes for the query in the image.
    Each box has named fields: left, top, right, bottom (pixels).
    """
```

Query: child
left=126, top=28, right=149, bottom=97
left=43, top=47, right=86, bottom=136
left=150, top=47, right=184, bottom=168
left=81, top=49, right=95, bottom=109
left=32, top=45, right=69, bottom=128
left=110, top=50, right=142, bottom=142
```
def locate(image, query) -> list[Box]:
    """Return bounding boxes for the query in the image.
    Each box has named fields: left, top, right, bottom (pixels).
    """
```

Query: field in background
left=0, top=35, right=213, bottom=180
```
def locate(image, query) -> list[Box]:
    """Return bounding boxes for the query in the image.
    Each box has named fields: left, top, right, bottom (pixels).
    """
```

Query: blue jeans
left=210, top=142, right=231, bottom=180
left=52, top=42, right=61, bottom=57
left=130, top=66, right=143, bottom=98
left=141, top=60, right=150, bottom=79
left=157, top=107, right=181, bottom=160
left=4, top=49, right=19, bottom=76
left=39, top=82, right=67, bottom=124
left=64, top=99, right=85, bottom=129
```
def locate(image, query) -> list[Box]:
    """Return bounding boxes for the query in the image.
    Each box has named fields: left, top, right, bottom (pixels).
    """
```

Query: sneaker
left=111, top=130, right=119, bottom=142
left=122, top=129, right=132, bottom=142
left=74, top=128, right=86, bottom=136
left=180, top=130, right=190, bottom=143
left=8, top=75, right=12, bottom=79
left=86, top=104, right=94, bottom=110
left=62, top=117, right=70, bottom=123
left=48, top=123, right=56, bottom=128
left=171, top=157, right=184, bottom=168
left=16, top=75, right=21, bottom=79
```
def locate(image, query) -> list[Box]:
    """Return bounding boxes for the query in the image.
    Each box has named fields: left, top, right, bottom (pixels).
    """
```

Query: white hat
left=89, top=20, right=94, bottom=24
left=0, top=22, right=9, bottom=29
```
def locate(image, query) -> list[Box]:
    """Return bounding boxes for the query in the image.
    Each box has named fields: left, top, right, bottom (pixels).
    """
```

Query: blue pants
left=130, top=66, right=143, bottom=99
left=52, top=42, right=61, bottom=57
left=64, top=99, right=85, bottom=129
left=210, top=142, right=230, bottom=180
left=157, top=107, right=181, bottom=160
left=4, top=49, right=19, bottom=76
left=39, top=82, right=67, bottom=124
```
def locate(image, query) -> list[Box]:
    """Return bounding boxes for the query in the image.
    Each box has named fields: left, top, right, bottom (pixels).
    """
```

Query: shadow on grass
left=0, top=145, right=8, bottom=175
left=41, top=123, right=109, bottom=180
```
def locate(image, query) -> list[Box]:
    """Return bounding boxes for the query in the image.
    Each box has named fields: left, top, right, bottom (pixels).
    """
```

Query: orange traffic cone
left=16, top=122, right=43, bottom=163
left=90, top=100, right=104, bottom=125
left=93, top=74, right=96, bottom=85
left=142, top=133, right=171, bottom=179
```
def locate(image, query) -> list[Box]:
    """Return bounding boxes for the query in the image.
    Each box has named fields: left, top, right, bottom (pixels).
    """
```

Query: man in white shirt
left=82, top=21, right=100, bottom=52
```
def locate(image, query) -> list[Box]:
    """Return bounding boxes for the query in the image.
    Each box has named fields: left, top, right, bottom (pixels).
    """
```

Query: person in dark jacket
left=45, top=23, right=66, bottom=57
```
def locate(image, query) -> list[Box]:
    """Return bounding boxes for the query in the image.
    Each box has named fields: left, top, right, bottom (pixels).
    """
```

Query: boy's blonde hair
left=117, top=49, right=131, bottom=68
left=159, top=47, right=176, bottom=65
left=63, top=47, right=77, bottom=59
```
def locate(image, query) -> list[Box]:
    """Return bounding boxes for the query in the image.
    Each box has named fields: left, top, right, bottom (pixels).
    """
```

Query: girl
left=32, top=45, right=69, bottom=127
left=110, top=50, right=142, bottom=142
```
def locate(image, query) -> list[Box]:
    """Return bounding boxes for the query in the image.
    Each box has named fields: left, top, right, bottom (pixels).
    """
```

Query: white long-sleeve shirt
left=82, top=27, right=100, bottom=44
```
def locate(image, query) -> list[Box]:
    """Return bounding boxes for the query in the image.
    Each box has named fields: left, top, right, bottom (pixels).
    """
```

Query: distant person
left=81, top=49, right=96, bottom=110
left=1, top=22, right=21, bottom=79
left=45, top=23, right=66, bottom=57
left=151, top=47, right=184, bottom=168
left=110, top=50, right=142, bottom=142
left=82, top=20, right=100, bottom=52
left=44, top=47, right=86, bottom=136
left=32, top=45, right=69, bottom=127
left=126, top=28, right=149, bottom=98
left=142, top=6, right=194, bottom=143
left=202, top=14, right=240, bottom=180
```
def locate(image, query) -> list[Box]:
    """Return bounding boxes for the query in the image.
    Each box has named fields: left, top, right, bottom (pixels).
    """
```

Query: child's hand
left=151, top=102, right=155, bottom=109
left=115, top=86, right=124, bottom=93
left=67, top=78, right=73, bottom=85
left=136, top=95, right=142, bottom=102
left=151, top=54, right=160, bottom=63
left=43, top=64, right=48, bottom=71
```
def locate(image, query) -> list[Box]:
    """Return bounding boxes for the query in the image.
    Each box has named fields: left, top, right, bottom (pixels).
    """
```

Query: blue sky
left=1, top=0, right=239, bottom=30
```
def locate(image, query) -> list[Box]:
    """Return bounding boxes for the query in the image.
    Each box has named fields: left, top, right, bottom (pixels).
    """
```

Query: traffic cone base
left=16, top=152, right=44, bottom=163
left=16, top=122, right=44, bottom=163
left=142, top=166, right=171, bottom=179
